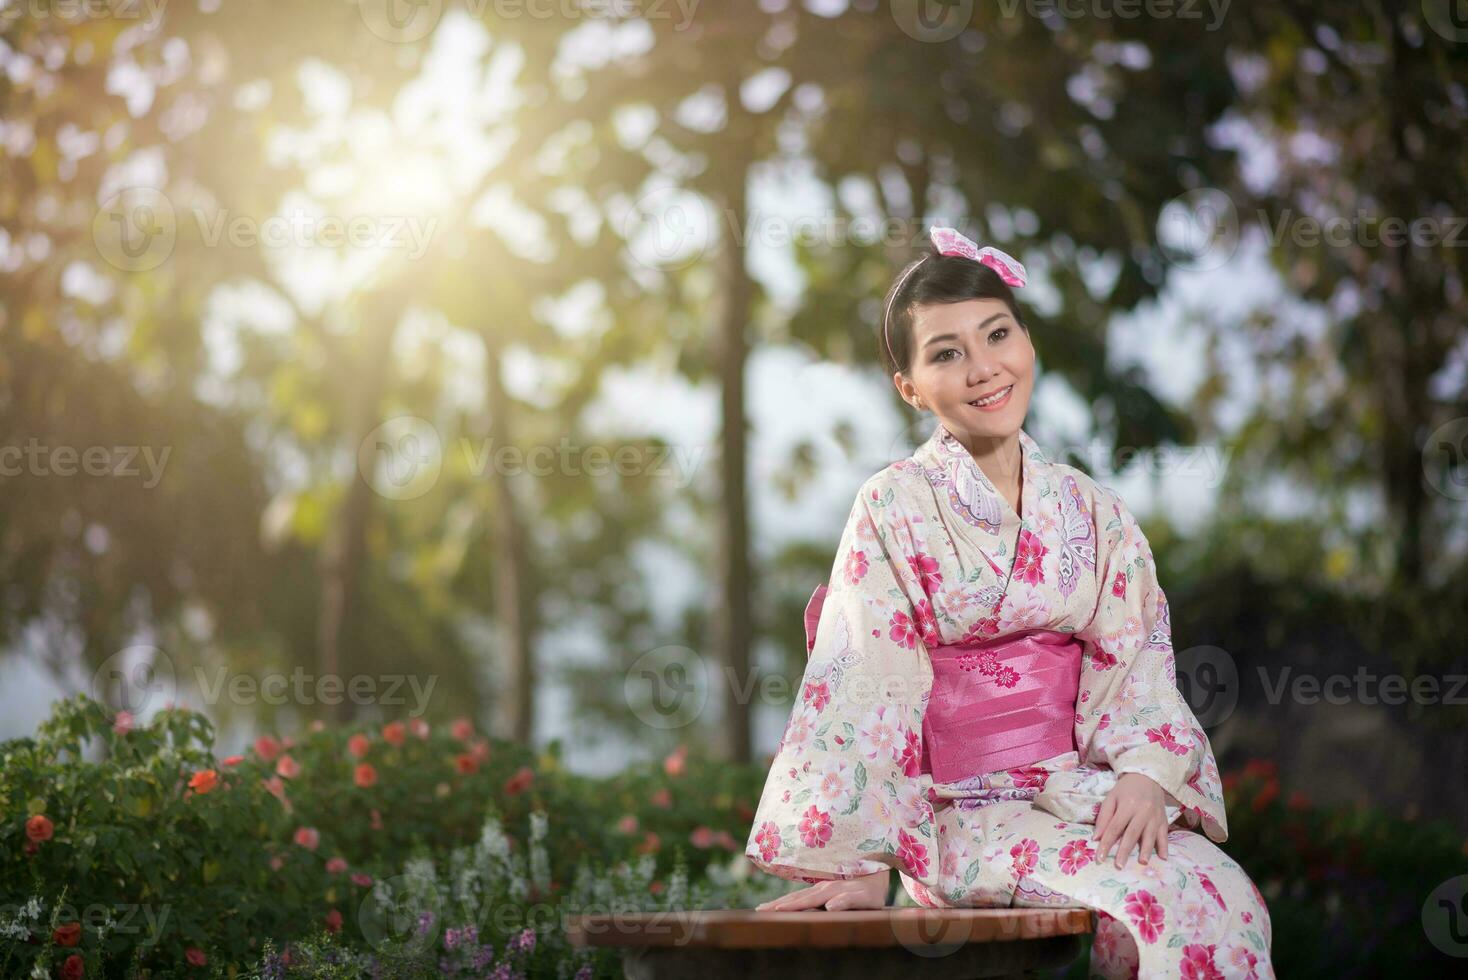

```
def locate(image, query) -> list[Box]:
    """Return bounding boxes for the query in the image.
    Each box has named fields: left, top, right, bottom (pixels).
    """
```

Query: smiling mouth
left=968, top=385, right=1014, bottom=409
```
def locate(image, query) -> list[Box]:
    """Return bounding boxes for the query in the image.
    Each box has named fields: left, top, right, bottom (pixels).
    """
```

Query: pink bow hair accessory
left=929, top=227, right=1027, bottom=287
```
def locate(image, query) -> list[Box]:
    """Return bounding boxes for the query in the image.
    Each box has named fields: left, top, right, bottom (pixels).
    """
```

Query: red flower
left=1111, top=571, right=1128, bottom=598
left=326, top=856, right=348, bottom=874
left=352, top=872, right=374, bottom=887
left=113, top=711, right=134, bottom=735
left=348, top=734, right=371, bottom=759
left=382, top=721, right=406, bottom=746
left=354, top=763, right=378, bottom=789
left=451, top=717, right=474, bottom=741
left=275, top=755, right=300, bottom=779
left=185, top=948, right=207, bottom=967
left=798, top=805, right=833, bottom=848
left=294, top=826, right=320, bottom=851
left=636, top=831, right=661, bottom=854
left=650, top=787, right=671, bottom=808
left=1122, top=889, right=1165, bottom=944
left=454, top=753, right=479, bottom=775
left=409, top=718, right=429, bottom=739
left=53, top=922, right=82, bottom=947
left=1058, top=839, right=1097, bottom=875
left=690, top=826, right=715, bottom=849
left=663, top=744, right=687, bottom=777
left=222, top=755, right=244, bottom=767
left=325, top=908, right=343, bottom=934
left=503, top=766, right=534, bottom=796
left=188, top=769, right=219, bottom=794
left=896, top=828, right=929, bottom=878
left=1009, top=837, right=1039, bottom=876
left=1013, top=529, right=1048, bottom=585
left=25, top=814, right=54, bottom=843
left=254, top=735, right=282, bottom=762
left=60, top=955, right=84, bottom=980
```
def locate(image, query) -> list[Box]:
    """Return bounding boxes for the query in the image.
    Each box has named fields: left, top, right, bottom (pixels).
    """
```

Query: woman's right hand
left=755, top=869, right=890, bottom=911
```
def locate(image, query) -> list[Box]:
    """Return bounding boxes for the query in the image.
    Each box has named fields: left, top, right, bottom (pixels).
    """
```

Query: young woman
left=744, top=228, right=1273, bottom=979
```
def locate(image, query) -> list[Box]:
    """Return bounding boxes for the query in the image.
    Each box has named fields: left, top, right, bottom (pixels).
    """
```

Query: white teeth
left=971, top=385, right=1012, bottom=407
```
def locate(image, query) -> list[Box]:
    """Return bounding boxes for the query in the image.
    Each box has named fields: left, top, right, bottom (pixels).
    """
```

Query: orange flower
left=382, top=721, right=406, bottom=746
left=188, top=769, right=219, bottom=794
left=663, top=744, right=688, bottom=778
left=25, top=814, right=54, bottom=843
left=636, top=831, right=661, bottom=855
left=454, top=753, right=479, bottom=775
left=222, top=755, right=244, bottom=767
left=354, top=763, right=378, bottom=789
left=503, top=765, right=534, bottom=796
left=348, top=734, right=371, bottom=759
left=275, top=755, right=300, bottom=779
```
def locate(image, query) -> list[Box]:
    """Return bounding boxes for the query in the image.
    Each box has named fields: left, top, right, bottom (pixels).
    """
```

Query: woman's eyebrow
left=921, top=312, right=1010, bottom=349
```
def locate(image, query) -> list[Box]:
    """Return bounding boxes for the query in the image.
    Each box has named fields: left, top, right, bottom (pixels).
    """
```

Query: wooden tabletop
left=566, top=907, right=1094, bottom=949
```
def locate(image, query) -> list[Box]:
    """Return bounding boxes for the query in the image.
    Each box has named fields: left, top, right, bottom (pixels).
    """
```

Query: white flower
left=813, top=758, right=853, bottom=812
left=859, top=789, right=901, bottom=843
left=858, top=704, right=901, bottom=762
left=782, top=704, right=820, bottom=757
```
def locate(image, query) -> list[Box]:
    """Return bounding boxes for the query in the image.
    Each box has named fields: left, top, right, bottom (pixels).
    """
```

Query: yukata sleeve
left=744, top=475, right=940, bottom=884
left=1074, top=484, right=1229, bottom=843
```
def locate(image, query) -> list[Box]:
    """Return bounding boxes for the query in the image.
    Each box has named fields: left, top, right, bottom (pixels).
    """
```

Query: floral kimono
left=745, top=422, right=1273, bottom=980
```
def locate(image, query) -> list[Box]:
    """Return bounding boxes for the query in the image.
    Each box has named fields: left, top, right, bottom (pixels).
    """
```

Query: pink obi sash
left=920, top=630, right=1083, bottom=783
left=803, top=583, right=1081, bottom=784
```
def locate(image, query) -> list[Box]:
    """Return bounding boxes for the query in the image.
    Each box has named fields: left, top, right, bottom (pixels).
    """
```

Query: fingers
left=1156, top=822, right=1170, bottom=862
left=757, top=882, right=830, bottom=911
left=1114, top=814, right=1143, bottom=869
left=1092, top=795, right=1116, bottom=857
left=1136, top=820, right=1156, bottom=866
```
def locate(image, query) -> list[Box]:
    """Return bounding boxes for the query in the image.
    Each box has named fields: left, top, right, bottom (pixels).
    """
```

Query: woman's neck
left=963, top=430, right=1023, bottom=511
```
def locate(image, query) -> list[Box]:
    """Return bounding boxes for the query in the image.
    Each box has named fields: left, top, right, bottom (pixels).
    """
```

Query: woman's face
left=894, top=297, right=1035, bottom=445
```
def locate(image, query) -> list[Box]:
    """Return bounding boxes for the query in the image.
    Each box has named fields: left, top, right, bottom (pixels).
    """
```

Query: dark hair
left=878, top=247, right=1028, bottom=376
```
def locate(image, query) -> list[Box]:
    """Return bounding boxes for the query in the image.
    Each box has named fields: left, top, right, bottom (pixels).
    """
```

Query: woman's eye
left=935, top=348, right=959, bottom=362
left=990, top=327, right=1008, bottom=342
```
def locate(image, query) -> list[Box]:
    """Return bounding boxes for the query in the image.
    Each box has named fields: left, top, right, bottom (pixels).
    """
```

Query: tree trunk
left=316, top=303, right=398, bottom=722
left=484, top=341, right=535, bottom=745
left=714, top=156, right=755, bottom=765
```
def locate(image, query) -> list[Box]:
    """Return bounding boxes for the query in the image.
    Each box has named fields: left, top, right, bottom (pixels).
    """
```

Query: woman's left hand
left=1093, top=772, right=1170, bottom=869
